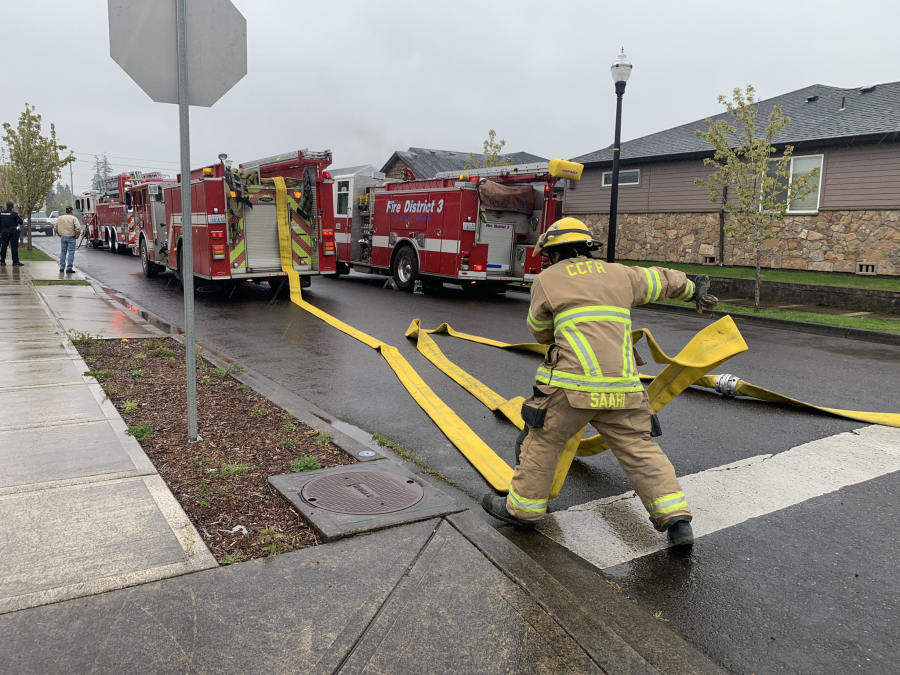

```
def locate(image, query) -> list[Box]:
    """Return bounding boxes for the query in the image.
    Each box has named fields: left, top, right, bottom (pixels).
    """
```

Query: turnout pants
left=507, top=387, right=692, bottom=529
left=0, top=231, right=19, bottom=264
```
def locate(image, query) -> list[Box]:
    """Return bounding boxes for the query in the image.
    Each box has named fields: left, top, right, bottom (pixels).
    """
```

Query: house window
left=336, top=180, right=350, bottom=216
left=766, top=154, right=823, bottom=213
left=601, top=169, right=640, bottom=186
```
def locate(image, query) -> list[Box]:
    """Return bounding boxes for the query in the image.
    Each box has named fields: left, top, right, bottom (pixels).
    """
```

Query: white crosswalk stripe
left=539, top=425, right=900, bottom=570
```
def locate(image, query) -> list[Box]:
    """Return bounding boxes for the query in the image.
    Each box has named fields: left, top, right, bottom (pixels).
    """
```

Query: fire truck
left=331, top=159, right=582, bottom=291
left=75, top=171, right=175, bottom=253
left=140, top=150, right=337, bottom=286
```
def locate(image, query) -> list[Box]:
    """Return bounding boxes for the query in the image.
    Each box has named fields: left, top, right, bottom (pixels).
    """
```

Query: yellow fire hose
left=272, top=178, right=900, bottom=496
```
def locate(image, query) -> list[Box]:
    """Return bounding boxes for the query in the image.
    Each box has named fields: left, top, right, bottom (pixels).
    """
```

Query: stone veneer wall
left=577, top=210, right=900, bottom=276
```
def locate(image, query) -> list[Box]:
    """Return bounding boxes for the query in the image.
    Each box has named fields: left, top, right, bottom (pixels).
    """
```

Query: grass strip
left=15, top=247, right=54, bottom=262
left=32, top=279, right=91, bottom=286
left=656, top=299, right=900, bottom=333
left=620, top=260, right=900, bottom=292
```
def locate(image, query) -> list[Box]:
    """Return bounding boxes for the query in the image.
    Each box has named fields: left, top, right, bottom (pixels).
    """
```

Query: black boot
left=665, top=517, right=694, bottom=546
left=481, top=494, right=535, bottom=529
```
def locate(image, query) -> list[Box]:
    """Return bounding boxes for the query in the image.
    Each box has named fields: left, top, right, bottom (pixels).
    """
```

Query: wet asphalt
left=33, top=238, right=900, bottom=674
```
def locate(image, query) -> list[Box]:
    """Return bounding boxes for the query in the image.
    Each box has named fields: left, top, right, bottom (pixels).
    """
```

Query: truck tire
left=392, top=245, right=418, bottom=292
left=141, top=238, right=158, bottom=278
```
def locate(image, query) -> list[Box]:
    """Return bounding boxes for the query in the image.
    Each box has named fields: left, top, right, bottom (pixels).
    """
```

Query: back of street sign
left=108, top=0, right=247, bottom=107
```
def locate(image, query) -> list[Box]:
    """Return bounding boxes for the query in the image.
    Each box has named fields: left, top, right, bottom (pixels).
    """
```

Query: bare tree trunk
left=754, top=227, right=761, bottom=312
left=26, top=215, right=32, bottom=252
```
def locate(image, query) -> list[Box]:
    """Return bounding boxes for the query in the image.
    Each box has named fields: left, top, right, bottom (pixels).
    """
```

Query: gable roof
left=381, top=147, right=546, bottom=178
left=573, top=81, right=900, bottom=167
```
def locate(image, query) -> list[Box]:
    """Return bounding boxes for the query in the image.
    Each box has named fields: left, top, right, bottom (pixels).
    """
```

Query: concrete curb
left=645, top=301, right=900, bottom=346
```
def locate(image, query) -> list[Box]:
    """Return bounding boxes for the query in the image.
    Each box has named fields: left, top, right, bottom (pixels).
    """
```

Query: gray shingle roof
left=381, top=147, right=546, bottom=178
left=573, top=81, right=900, bottom=166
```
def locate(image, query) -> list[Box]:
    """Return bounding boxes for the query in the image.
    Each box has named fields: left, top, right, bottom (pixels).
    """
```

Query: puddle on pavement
left=101, top=288, right=182, bottom=335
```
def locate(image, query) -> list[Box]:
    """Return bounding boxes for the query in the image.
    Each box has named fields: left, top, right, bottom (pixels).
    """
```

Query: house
left=381, top=147, right=546, bottom=180
left=565, top=82, right=900, bottom=276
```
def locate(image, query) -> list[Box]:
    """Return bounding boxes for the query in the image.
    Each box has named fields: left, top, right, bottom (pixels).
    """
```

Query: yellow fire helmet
left=535, top=217, right=602, bottom=257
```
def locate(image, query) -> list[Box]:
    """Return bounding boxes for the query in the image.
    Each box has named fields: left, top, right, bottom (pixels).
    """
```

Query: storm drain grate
left=300, top=469, right=425, bottom=515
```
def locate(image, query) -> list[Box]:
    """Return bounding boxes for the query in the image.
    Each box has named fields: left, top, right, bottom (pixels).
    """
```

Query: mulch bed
left=75, top=336, right=354, bottom=565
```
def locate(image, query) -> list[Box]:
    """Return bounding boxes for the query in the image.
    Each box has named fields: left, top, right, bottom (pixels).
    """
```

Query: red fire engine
left=75, top=171, right=175, bottom=253
left=140, top=150, right=337, bottom=286
left=331, top=159, right=582, bottom=291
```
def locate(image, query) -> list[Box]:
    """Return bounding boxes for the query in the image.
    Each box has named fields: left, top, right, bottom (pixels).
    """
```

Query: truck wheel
left=392, top=245, right=418, bottom=292
left=109, top=238, right=117, bottom=254
left=141, top=239, right=158, bottom=278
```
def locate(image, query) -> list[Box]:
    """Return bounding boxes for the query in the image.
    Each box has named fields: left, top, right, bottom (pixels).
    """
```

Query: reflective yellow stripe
left=646, top=491, right=684, bottom=507
left=527, top=309, right=552, bottom=332
left=643, top=268, right=662, bottom=303
left=651, top=500, right=689, bottom=516
left=554, top=305, right=630, bottom=333
left=508, top=489, right=547, bottom=513
left=536, top=367, right=644, bottom=394
left=645, top=491, right=688, bottom=516
left=679, top=280, right=695, bottom=301
left=621, top=320, right=633, bottom=377
left=560, top=328, right=592, bottom=376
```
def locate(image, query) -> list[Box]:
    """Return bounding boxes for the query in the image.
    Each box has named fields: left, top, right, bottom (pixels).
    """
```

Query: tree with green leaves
left=465, top=129, right=516, bottom=169
left=0, top=148, right=12, bottom=207
left=2, top=103, right=75, bottom=251
left=696, top=85, right=819, bottom=311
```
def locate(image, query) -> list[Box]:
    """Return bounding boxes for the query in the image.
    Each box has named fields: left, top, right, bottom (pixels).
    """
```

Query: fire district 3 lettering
left=386, top=198, right=444, bottom=214
left=566, top=260, right=606, bottom=276
left=591, top=392, right=626, bottom=408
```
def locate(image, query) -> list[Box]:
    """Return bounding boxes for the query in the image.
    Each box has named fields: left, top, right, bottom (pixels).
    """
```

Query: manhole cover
left=300, top=469, right=425, bottom=515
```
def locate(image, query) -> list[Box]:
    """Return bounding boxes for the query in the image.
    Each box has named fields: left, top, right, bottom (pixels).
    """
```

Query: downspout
left=718, top=185, right=727, bottom=266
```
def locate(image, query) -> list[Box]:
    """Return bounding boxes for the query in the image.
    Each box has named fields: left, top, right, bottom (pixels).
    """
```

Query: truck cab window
left=336, top=180, right=350, bottom=216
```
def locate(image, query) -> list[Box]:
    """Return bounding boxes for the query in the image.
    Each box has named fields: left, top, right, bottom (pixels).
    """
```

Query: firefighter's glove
left=692, top=274, right=718, bottom=314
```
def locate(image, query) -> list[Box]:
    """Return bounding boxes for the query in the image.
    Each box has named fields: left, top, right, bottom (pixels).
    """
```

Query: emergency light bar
left=240, top=149, right=333, bottom=170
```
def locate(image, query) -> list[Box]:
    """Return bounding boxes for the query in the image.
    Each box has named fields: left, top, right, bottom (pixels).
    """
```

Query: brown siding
left=820, top=142, right=900, bottom=209
left=564, top=160, right=720, bottom=214
left=646, top=161, right=720, bottom=211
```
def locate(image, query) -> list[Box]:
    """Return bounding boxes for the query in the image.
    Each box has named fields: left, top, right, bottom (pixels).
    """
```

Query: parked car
left=48, top=210, right=59, bottom=227
left=28, top=211, right=54, bottom=236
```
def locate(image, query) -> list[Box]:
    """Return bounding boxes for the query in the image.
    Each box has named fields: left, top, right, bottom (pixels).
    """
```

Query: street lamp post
left=606, top=49, right=632, bottom=263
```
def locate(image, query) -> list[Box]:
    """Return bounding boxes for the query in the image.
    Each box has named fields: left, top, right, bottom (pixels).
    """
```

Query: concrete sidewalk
left=0, top=262, right=215, bottom=614
left=0, top=260, right=723, bottom=674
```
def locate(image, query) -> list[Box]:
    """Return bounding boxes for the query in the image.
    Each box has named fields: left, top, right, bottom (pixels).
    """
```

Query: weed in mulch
left=291, top=456, right=322, bottom=473
left=73, top=336, right=354, bottom=565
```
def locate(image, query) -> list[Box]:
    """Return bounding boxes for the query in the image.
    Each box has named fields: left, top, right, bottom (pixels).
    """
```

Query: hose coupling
left=715, top=373, right=740, bottom=398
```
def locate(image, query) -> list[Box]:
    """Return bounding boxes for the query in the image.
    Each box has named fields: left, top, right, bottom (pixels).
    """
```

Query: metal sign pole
left=176, top=0, right=199, bottom=441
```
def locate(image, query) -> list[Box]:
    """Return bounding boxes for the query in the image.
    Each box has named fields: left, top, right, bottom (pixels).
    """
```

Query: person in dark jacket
left=0, top=202, right=25, bottom=267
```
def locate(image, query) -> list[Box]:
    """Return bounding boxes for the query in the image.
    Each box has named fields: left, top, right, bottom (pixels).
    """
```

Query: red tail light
left=544, top=185, right=551, bottom=193
left=323, top=171, right=332, bottom=179
left=324, top=242, right=335, bottom=256
left=210, top=230, right=225, bottom=240
left=322, top=229, right=334, bottom=238
left=212, top=244, right=226, bottom=260
left=474, top=264, right=484, bottom=272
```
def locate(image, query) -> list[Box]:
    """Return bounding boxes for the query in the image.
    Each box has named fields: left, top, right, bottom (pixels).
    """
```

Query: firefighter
left=481, top=217, right=718, bottom=546
left=0, top=202, right=24, bottom=267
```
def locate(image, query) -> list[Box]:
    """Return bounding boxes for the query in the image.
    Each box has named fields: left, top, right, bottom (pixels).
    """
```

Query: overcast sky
left=3, top=0, right=898, bottom=193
